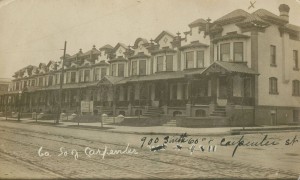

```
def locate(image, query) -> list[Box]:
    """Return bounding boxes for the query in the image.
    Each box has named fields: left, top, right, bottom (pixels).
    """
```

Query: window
left=293, top=50, right=299, bottom=70
left=112, top=64, right=117, bottom=76
left=197, top=51, right=204, bottom=68
left=55, top=74, right=60, bottom=84
left=79, top=70, right=84, bottom=82
left=31, top=80, right=35, bottom=86
left=66, top=72, right=71, bottom=83
left=293, top=80, right=300, bottom=96
left=48, top=76, right=53, bottom=86
left=270, top=45, right=276, bottom=66
left=185, top=51, right=194, bottom=69
left=166, top=55, right=173, bottom=71
left=269, top=77, right=278, bottom=94
left=220, top=43, right=230, bottom=61
left=39, top=77, right=44, bottom=86
left=139, top=60, right=146, bottom=75
left=70, top=72, right=76, bottom=83
left=84, top=70, right=90, bottom=82
left=94, top=68, right=100, bottom=81
left=23, top=81, right=27, bottom=88
left=157, top=56, right=163, bottom=72
left=118, top=64, right=125, bottom=77
left=101, top=68, right=106, bottom=78
left=132, top=61, right=137, bottom=75
left=234, top=42, right=243, bottom=62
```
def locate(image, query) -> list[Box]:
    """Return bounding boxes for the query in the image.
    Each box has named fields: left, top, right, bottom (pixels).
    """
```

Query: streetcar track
left=0, top=124, right=298, bottom=178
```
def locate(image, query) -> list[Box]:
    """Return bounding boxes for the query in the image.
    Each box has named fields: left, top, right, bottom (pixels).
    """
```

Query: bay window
left=234, top=42, right=243, bottom=62
left=220, top=43, right=230, bottom=61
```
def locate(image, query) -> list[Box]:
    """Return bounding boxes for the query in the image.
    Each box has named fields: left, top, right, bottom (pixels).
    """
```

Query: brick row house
left=1, top=4, right=299, bottom=126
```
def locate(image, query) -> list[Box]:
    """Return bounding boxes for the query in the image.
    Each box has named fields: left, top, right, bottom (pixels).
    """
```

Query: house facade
left=1, top=4, right=299, bottom=126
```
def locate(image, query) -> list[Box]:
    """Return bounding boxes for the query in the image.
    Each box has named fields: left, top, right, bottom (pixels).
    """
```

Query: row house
left=1, top=4, right=299, bottom=126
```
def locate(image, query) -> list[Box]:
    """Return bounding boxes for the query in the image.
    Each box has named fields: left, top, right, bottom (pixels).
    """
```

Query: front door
left=217, top=76, right=227, bottom=106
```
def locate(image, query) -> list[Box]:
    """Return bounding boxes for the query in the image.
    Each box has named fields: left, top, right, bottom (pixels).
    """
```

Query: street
left=0, top=120, right=299, bottom=179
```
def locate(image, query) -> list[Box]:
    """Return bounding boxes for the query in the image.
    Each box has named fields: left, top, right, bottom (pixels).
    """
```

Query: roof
left=0, top=78, right=12, bottom=84
left=154, top=31, right=175, bottom=43
left=117, top=69, right=205, bottom=84
left=128, top=52, right=151, bottom=59
left=100, top=44, right=113, bottom=50
left=202, top=61, right=259, bottom=75
left=81, top=46, right=100, bottom=56
left=214, top=9, right=250, bottom=24
left=133, top=38, right=148, bottom=49
left=43, top=82, right=96, bottom=90
left=113, top=43, right=128, bottom=52
left=97, top=76, right=124, bottom=85
left=252, top=9, right=287, bottom=24
left=109, top=56, right=128, bottom=63
left=212, top=33, right=250, bottom=43
left=285, top=24, right=300, bottom=32
left=23, top=86, right=42, bottom=92
left=179, top=41, right=209, bottom=50
left=189, top=18, right=207, bottom=28
left=150, top=47, right=176, bottom=55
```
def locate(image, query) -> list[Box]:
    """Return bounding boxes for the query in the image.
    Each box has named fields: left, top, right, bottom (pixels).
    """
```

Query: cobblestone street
left=0, top=120, right=299, bottom=179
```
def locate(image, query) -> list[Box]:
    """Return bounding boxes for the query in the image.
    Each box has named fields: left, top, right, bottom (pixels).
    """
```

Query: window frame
left=132, top=60, right=137, bottom=75
left=139, top=60, right=147, bottom=75
left=166, top=55, right=173, bottom=71
left=269, top=77, right=278, bottom=95
left=157, top=56, right=164, bottom=72
left=118, top=63, right=125, bottom=77
left=196, top=50, right=204, bottom=68
left=293, top=50, right=299, bottom=70
left=270, top=45, right=276, bottom=66
left=185, top=51, right=194, bottom=69
left=220, top=43, right=230, bottom=61
left=292, top=80, right=300, bottom=96
left=233, top=42, right=243, bottom=62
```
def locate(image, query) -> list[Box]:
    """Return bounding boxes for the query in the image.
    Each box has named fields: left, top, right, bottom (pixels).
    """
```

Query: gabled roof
left=154, top=31, right=175, bottom=43
left=113, top=43, right=128, bottom=52
left=202, top=61, right=258, bottom=75
left=189, top=18, right=207, bottom=28
left=214, top=9, right=251, bottom=24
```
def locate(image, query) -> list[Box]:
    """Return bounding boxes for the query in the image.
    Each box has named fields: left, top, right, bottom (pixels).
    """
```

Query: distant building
left=0, top=78, right=10, bottom=95
left=0, top=4, right=299, bottom=126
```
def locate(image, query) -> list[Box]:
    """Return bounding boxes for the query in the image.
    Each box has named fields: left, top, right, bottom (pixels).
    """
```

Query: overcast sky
left=0, top=0, right=299, bottom=78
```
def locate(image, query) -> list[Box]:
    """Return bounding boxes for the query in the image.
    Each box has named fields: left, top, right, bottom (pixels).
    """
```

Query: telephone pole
left=57, top=41, right=67, bottom=124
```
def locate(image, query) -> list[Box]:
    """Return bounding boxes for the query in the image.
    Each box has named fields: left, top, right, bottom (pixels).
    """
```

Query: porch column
left=210, top=75, right=217, bottom=104
left=164, top=81, right=169, bottom=106
left=186, top=79, right=192, bottom=116
left=226, top=74, right=233, bottom=105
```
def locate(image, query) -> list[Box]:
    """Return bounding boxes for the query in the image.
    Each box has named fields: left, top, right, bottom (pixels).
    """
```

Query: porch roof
left=42, top=82, right=96, bottom=90
left=117, top=69, right=204, bottom=84
left=23, top=86, right=42, bottom=92
left=202, top=61, right=259, bottom=75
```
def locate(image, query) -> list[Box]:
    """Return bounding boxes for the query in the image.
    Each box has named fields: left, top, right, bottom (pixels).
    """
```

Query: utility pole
left=57, top=41, right=67, bottom=124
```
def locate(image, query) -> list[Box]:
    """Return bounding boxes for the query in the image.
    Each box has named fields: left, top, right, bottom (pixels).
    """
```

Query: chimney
left=279, top=4, right=290, bottom=22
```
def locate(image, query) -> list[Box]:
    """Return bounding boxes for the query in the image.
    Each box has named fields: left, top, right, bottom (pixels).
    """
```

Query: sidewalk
left=1, top=117, right=300, bottom=136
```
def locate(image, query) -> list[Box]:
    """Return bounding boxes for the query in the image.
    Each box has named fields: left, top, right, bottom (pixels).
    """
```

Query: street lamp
left=18, top=90, right=22, bottom=121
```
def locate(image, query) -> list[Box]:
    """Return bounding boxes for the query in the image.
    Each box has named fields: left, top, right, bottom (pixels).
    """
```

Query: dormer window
left=185, top=51, right=194, bottom=69
left=220, top=43, right=230, bottom=61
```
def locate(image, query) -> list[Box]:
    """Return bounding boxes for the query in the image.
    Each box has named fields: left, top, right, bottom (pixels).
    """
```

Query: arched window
left=269, top=77, right=278, bottom=94
left=292, top=80, right=300, bottom=96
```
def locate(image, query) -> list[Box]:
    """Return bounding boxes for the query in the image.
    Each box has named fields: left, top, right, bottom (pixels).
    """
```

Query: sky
left=0, top=0, right=299, bottom=79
